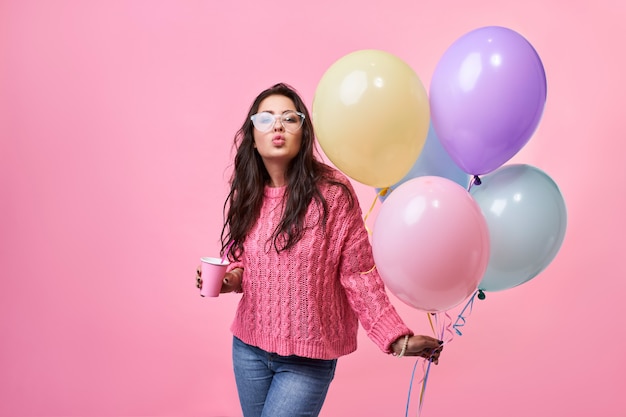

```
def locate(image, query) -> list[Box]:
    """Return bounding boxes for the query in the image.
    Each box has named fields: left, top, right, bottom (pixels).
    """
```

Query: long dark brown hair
left=220, top=83, right=352, bottom=261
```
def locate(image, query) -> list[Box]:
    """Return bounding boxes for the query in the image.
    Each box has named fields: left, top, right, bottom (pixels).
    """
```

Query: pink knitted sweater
left=227, top=170, right=413, bottom=360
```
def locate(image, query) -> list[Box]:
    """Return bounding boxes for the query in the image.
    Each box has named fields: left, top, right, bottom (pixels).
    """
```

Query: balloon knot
left=477, top=289, right=486, bottom=300
left=473, top=175, right=482, bottom=186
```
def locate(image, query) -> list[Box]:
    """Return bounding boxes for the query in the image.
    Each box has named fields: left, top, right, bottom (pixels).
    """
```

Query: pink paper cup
left=199, top=257, right=230, bottom=297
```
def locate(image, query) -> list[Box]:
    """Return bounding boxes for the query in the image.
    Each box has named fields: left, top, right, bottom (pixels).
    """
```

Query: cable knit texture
left=227, top=169, right=412, bottom=360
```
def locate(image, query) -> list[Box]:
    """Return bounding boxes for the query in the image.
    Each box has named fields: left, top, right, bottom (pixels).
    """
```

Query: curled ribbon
left=452, top=289, right=485, bottom=336
left=408, top=288, right=485, bottom=416
left=405, top=312, right=453, bottom=417
left=363, top=187, right=389, bottom=235
left=360, top=265, right=376, bottom=275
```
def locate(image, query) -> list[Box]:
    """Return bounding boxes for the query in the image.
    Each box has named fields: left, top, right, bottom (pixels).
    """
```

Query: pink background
left=2, top=1, right=624, bottom=416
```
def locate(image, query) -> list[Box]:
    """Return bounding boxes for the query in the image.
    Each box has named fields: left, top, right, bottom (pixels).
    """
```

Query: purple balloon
left=430, top=26, right=547, bottom=175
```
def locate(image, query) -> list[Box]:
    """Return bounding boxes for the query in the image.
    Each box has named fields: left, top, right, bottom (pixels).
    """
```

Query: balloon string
left=417, top=359, right=433, bottom=417
left=415, top=314, right=439, bottom=416
left=438, top=311, right=455, bottom=345
left=405, top=358, right=425, bottom=417
left=405, top=305, right=474, bottom=416
left=360, top=188, right=387, bottom=272
left=467, top=175, right=482, bottom=192
left=432, top=312, right=455, bottom=346
left=452, top=290, right=483, bottom=336
left=360, top=265, right=376, bottom=275
left=405, top=313, right=452, bottom=417
left=427, top=313, right=436, bottom=335
left=363, top=187, right=389, bottom=235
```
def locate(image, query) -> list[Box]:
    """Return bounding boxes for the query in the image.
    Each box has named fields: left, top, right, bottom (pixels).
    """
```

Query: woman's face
left=252, top=94, right=303, bottom=171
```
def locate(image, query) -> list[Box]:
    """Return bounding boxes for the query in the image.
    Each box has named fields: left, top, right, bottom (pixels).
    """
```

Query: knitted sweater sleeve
left=330, top=177, right=413, bottom=353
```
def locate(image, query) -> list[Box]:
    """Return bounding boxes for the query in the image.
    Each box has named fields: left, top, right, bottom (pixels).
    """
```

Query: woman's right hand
left=221, top=268, right=243, bottom=293
left=195, top=265, right=203, bottom=289
left=195, top=265, right=243, bottom=294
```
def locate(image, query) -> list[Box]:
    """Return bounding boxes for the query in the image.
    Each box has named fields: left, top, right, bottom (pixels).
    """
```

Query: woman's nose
left=273, top=118, right=284, bottom=131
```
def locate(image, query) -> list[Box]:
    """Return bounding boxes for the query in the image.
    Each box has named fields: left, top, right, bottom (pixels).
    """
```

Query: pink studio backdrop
left=1, top=1, right=624, bottom=416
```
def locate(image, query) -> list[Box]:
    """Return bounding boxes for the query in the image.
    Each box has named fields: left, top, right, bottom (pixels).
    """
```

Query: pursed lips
left=272, top=135, right=285, bottom=146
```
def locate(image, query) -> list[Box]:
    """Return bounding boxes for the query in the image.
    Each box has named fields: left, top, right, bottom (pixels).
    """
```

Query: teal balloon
left=377, top=123, right=469, bottom=200
left=470, top=164, right=567, bottom=292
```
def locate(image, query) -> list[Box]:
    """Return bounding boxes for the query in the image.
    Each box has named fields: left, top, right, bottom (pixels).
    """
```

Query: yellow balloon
left=313, top=50, right=430, bottom=188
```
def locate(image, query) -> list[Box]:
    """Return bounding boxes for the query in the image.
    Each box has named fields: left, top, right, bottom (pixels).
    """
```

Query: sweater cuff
left=367, top=309, right=413, bottom=354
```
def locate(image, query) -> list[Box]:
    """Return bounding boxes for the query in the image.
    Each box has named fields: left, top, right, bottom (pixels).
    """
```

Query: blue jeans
left=232, top=336, right=337, bottom=417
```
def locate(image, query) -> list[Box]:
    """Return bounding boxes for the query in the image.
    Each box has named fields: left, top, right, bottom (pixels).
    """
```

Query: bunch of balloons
left=313, top=26, right=567, bottom=313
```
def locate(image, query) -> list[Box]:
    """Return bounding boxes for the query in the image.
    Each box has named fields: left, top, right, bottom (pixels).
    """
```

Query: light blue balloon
left=377, top=123, right=470, bottom=201
left=470, top=164, right=567, bottom=292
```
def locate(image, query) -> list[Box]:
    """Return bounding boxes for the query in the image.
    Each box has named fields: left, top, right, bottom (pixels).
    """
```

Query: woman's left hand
left=392, top=335, right=444, bottom=364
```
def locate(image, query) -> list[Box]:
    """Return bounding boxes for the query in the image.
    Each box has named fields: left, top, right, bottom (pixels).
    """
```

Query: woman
left=197, top=83, right=443, bottom=417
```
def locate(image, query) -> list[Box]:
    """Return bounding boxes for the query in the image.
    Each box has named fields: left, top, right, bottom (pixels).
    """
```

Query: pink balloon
left=372, top=176, right=490, bottom=312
